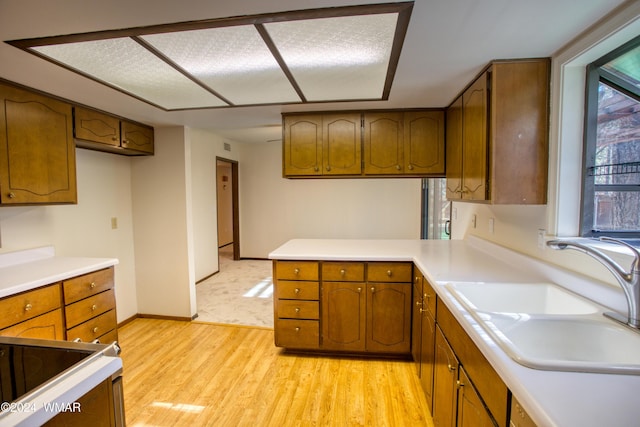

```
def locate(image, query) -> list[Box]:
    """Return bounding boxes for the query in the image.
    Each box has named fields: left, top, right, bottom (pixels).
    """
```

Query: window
left=582, top=35, right=640, bottom=238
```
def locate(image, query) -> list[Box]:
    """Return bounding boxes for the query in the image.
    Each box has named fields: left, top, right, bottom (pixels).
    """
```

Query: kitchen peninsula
left=269, top=237, right=640, bottom=427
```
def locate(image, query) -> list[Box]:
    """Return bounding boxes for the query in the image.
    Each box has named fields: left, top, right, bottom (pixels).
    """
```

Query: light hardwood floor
left=119, top=318, right=434, bottom=426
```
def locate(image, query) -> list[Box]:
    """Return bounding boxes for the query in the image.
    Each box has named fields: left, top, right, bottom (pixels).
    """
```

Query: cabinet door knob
left=326, top=166, right=331, bottom=171
left=357, top=287, right=362, bottom=293
left=92, top=327, right=99, bottom=334
left=293, top=268, right=300, bottom=275
left=395, top=165, right=401, bottom=170
left=408, top=164, right=414, bottom=170
left=416, top=301, right=423, bottom=306
left=294, top=288, right=300, bottom=294
left=90, top=282, right=96, bottom=289
left=456, top=380, right=464, bottom=388
left=294, top=327, right=300, bottom=332
left=91, top=304, right=98, bottom=311
left=371, top=287, right=375, bottom=293
left=295, top=307, right=300, bottom=313
left=24, top=303, right=33, bottom=312
left=314, top=166, right=319, bottom=172
left=387, top=270, right=392, bottom=277
left=340, top=269, right=346, bottom=276
left=8, top=192, right=16, bottom=199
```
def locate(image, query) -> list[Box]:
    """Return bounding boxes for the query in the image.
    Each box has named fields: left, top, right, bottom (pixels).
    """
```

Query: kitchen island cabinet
left=269, top=237, right=640, bottom=427
left=274, top=259, right=412, bottom=355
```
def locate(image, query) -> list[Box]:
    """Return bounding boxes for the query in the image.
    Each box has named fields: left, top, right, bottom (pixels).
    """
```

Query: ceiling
left=0, top=0, right=630, bottom=144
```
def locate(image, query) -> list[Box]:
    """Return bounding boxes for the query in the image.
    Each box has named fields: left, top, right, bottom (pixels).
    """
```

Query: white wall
left=237, top=140, right=423, bottom=258
left=131, top=126, right=195, bottom=318
left=0, top=148, right=138, bottom=322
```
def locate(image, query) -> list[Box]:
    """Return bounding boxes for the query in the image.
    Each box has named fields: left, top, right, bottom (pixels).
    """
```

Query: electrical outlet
left=537, top=229, right=546, bottom=249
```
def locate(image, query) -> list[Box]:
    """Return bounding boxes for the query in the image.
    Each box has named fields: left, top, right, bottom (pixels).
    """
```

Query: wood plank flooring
left=118, top=318, right=434, bottom=426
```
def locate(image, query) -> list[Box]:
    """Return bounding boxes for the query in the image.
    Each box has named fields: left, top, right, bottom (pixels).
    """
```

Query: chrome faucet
left=547, top=237, right=640, bottom=329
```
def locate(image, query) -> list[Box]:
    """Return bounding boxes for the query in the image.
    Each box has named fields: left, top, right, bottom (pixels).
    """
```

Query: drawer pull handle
left=90, top=282, right=96, bottom=289
left=295, top=307, right=300, bottom=313
left=420, top=308, right=426, bottom=313
left=294, top=268, right=300, bottom=275
left=416, top=301, right=423, bottom=306
left=387, top=270, right=392, bottom=277
left=24, top=303, right=33, bottom=312
left=447, top=364, right=456, bottom=372
left=295, top=327, right=300, bottom=332
left=456, top=380, right=464, bottom=388
left=294, top=288, right=300, bottom=294
left=340, top=269, right=346, bottom=276
left=91, top=304, right=98, bottom=311
left=92, top=327, right=99, bottom=334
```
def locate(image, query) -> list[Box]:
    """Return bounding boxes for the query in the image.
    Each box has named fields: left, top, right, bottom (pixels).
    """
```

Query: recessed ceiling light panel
left=8, top=2, right=413, bottom=110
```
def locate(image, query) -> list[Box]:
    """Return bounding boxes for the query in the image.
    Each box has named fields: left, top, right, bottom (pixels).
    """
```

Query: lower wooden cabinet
left=433, top=326, right=459, bottom=427
left=273, top=260, right=412, bottom=355
left=457, top=367, right=496, bottom=427
left=0, top=267, right=119, bottom=343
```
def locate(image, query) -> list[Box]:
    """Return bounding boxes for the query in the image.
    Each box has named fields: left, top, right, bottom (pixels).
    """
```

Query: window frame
left=581, top=35, right=640, bottom=238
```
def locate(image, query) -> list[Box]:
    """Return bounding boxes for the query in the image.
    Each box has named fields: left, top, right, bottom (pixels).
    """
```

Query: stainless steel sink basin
left=446, top=282, right=599, bottom=315
left=446, top=281, right=640, bottom=375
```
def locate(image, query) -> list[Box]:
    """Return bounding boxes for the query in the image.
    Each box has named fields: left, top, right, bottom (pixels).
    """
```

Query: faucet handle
left=599, top=237, right=640, bottom=272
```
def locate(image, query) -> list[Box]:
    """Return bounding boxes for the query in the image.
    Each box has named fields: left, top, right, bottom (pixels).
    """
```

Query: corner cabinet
left=273, top=259, right=412, bottom=355
left=283, top=110, right=444, bottom=178
left=446, top=58, right=550, bottom=204
left=74, top=106, right=154, bottom=156
left=0, top=82, right=77, bottom=205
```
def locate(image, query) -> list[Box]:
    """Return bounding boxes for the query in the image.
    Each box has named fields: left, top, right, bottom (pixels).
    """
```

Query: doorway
left=216, top=158, right=240, bottom=261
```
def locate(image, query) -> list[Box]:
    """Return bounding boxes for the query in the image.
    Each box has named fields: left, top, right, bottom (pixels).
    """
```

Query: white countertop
left=269, top=237, right=640, bottom=427
left=0, top=246, right=119, bottom=298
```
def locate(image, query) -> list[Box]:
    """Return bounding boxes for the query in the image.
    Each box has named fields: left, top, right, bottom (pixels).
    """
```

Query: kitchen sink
left=446, top=282, right=599, bottom=315
left=446, top=282, right=640, bottom=375
left=485, top=315, right=640, bottom=374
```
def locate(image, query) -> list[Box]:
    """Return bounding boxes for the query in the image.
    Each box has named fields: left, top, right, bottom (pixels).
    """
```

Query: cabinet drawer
left=275, top=319, right=319, bottom=349
left=65, top=289, right=116, bottom=328
left=368, top=262, right=413, bottom=283
left=322, top=262, right=365, bottom=282
left=276, top=281, right=319, bottom=300
left=277, top=300, right=319, bottom=320
left=66, top=309, right=117, bottom=342
left=275, top=261, right=319, bottom=281
left=0, top=284, right=61, bottom=330
left=95, top=328, right=119, bottom=345
left=0, top=309, right=65, bottom=340
left=63, top=268, right=114, bottom=304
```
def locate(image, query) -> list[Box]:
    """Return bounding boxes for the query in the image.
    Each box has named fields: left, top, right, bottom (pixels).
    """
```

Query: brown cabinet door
left=321, top=282, right=366, bottom=351
left=457, top=367, right=497, bottom=427
left=404, top=110, right=445, bottom=175
left=74, top=106, right=120, bottom=147
left=0, top=83, right=77, bottom=205
left=0, top=309, right=65, bottom=340
left=283, top=115, right=323, bottom=176
left=411, top=273, right=423, bottom=373
left=363, top=112, right=404, bottom=174
left=433, top=326, right=459, bottom=427
left=421, top=310, right=436, bottom=413
left=446, top=96, right=463, bottom=199
left=461, top=73, right=488, bottom=201
left=121, top=120, right=154, bottom=154
left=323, top=114, right=362, bottom=175
left=366, top=283, right=411, bottom=353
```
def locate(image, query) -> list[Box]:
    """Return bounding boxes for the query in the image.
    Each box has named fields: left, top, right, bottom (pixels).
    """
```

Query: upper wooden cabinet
left=283, top=110, right=444, bottom=178
left=364, top=111, right=445, bottom=176
left=0, top=82, right=77, bottom=205
left=446, top=58, right=550, bottom=204
left=74, top=106, right=154, bottom=155
left=282, top=113, right=361, bottom=176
